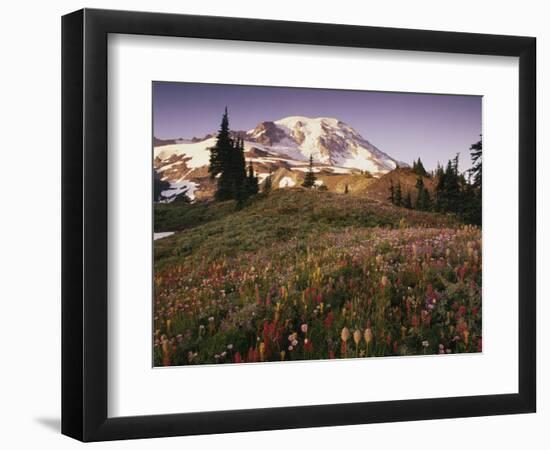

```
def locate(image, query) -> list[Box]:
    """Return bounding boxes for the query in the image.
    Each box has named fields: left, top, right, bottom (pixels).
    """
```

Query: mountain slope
left=249, top=116, right=401, bottom=173
left=154, top=116, right=407, bottom=201
left=365, top=168, right=437, bottom=203
left=154, top=188, right=457, bottom=249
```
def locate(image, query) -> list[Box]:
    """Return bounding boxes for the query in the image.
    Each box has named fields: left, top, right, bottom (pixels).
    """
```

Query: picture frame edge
left=61, top=8, right=537, bottom=442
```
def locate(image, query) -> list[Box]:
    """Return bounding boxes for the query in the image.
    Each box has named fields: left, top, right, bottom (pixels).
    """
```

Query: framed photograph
left=62, top=8, right=536, bottom=441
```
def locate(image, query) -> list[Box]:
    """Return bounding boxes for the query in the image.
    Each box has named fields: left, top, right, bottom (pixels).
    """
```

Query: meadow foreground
left=153, top=189, right=481, bottom=366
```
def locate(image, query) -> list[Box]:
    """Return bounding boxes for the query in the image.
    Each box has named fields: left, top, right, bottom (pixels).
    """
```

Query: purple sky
left=153, top=82, right=481, bottom=171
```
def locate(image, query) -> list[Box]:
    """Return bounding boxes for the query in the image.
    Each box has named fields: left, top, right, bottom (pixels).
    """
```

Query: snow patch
left=154, top=232, right=175, bottom=240
left=157, top=161, right=184, bottom=172
left=160, top=180, right=199, bottom=202
left=278, top=177, right=296, bottom=188
left=154, top=137, right=216, bottom=168
left=327, top=166, right=354, bottom=174
left=291, top=167, right=321, bottom=173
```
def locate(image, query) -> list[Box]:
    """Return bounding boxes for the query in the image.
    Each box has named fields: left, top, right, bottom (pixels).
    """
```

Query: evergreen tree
left=209, top=112, right=226, bottom=169
left=246, top=160, right=259, bottom=196
left=302, top=155, right=317, bottom=188
left=263, top=170, right=273, bottom=193
left=464, top=137, right=482, bottom=225
left=434, top=164, right=447, bottom=212
left=210, top=108, right=235, bottom=201
left=153, top=169, right=171, bottom=202
left=209, top=109, right=249, bottom=202
left=415, top=176, right=424, bottom=209
left=394, top=182, right=403, bottom=206
left=412, top=157, right=428, bottom=177
left=469, top=137, right=482, bottom=190
left=403, top=191, right=413, bottom=209
left=448, top=154, right=462, bottom=213
left=208, top=108, right=230, bottom=178
left=172, top=187, right=192, bottom=204
left=452, top=153, right=460, bottom=176
left=433, top=151, right=482, bottom=224
left=408, top=146, right=481, bottom=225
left=388, top=180, right=395, bottom=204
left=461, top=182, right=480, bottom=225
left=435, top=157, right=460, bottom=213
left=415, top=176, right=432, bottom=211
left=232, top=137, right=248, bottom=203
left=424, top=189, right=432, bottom=210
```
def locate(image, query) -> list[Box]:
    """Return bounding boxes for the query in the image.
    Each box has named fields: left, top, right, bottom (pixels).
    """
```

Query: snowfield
left=266, top=116, right=399, bottom=174
left=154, top=116, right=398, bottom=176
left=154, top=137, right=216, bottom=168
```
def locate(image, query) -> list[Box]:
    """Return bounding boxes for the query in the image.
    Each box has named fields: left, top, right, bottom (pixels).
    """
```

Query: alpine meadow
left=153, top=82, right=482, bottom=367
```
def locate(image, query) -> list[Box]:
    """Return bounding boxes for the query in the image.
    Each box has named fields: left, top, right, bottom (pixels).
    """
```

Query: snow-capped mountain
left=248, top=116, right=400, bottom=173
left=154, top=116, right=406, bottom=202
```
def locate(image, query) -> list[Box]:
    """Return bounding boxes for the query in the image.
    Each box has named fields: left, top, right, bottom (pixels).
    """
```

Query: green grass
left=154, top=188, right=457, bottom=267
left=153, top=188, right=480, bottom=366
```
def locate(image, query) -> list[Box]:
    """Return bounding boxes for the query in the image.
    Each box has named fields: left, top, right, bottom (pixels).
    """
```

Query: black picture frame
left=62, top=8, right=536, bottom=442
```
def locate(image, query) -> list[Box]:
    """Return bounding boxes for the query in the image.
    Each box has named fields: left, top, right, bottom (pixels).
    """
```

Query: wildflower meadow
left=153, top=189, right=482, bottom=366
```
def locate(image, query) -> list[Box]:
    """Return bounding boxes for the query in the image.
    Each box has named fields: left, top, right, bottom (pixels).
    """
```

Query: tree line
left=388, top=139, right=482, bottom=225
left=209, top=108, right=259, bottom=202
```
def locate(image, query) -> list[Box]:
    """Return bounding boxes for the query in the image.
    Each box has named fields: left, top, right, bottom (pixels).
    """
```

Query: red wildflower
left=457, top=265, right=467, bottom=281
left=247, top=347, right=258, bottom=363
left=456, top=320, right=468, bottom=334
left=341, top=341, right=347, bottom=358
left=421, top=309, right=431, bottom=326
left=324, top=311, right=334, bottom=329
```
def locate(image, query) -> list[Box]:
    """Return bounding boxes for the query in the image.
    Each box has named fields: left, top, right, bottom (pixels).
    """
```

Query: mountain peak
left=274, top=116, right=342, bottom=127
left=247, top=116, right=398, bottom=173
